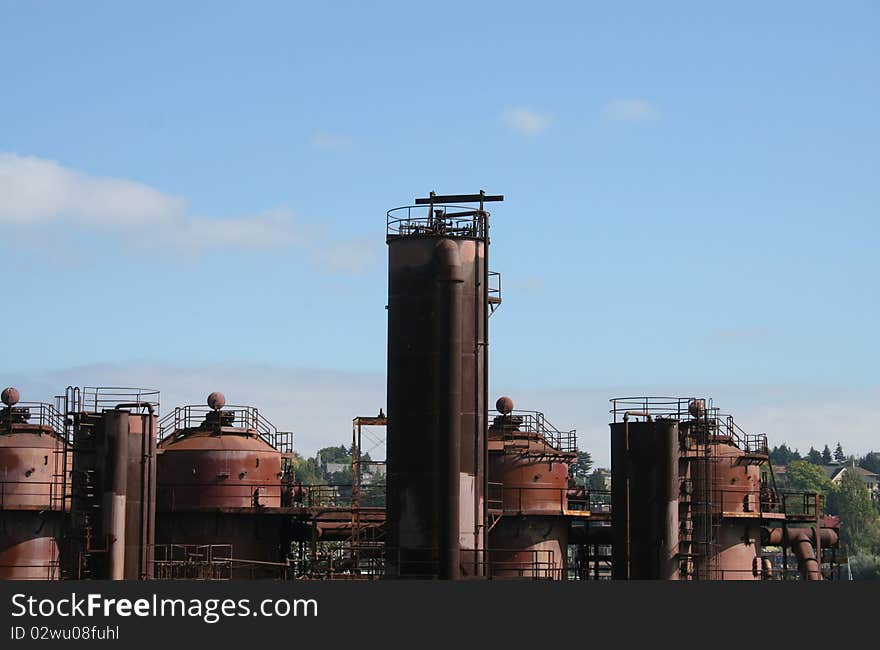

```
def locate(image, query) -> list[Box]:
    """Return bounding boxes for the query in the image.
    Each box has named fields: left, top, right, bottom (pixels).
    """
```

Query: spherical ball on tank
left=1, top=387, right=20, bottom=406
left=496, top=396, right=514, bottom=415
left=207, top=392, right=226, bottom=410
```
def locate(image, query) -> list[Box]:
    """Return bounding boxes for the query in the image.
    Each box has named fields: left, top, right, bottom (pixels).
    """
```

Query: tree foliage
left=769, top=444, right=801, bottom=466
left=806, top=447, right=823, bottom=465
left=783, top=460, right=834, bottom=495
left=570, top=451, right=593, bottom=486
left=834, top=442, right=846, bottom=463
left=829, top=470, right=880, bottom=554
left=860, top=451, right=880, bottom=475
left=822, top=445, right=833, bottom=464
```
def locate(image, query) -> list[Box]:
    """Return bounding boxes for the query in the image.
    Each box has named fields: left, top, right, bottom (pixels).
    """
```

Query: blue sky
left=2, top=2, right=878, bottom=463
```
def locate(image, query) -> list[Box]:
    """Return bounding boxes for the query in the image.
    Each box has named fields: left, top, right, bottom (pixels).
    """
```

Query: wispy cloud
left=309, top=131, right=352, bottom=149
left=0, top=153, right=377, bottom=273
left=603, top=99, right=659, bottom=122
left=500, top=107, right=552, bottom=135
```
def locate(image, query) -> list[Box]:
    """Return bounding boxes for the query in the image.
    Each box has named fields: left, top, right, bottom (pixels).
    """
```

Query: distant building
left=824, top=463, right=880, bottom=499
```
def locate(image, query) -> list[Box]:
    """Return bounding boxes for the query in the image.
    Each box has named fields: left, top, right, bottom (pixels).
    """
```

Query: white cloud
left=500, top=107, right=551, bottom=135
left=309, top=131, right=352, bottom=149
left=603, top=99, right=659, bottom=122
left=0, top=153, right=185, bottom=227
left=0, top=153, right=376, bottom=273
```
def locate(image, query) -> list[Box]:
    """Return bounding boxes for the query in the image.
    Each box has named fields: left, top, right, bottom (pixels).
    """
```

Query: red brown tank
left=487, top=397, right=577, bottom=579
left=688, top=440, right=763, bottom=580
left=0, top=389, right=67, bottom=579
left=155, top=394, right=293, bottom=578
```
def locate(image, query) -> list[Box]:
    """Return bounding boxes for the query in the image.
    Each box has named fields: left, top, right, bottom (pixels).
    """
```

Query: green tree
left=587, top=468, right=610, bottom=492
left=849, top=553, right=880, bottom=580
left=834, top=442, right=846, bottom=463
left=822, top=445, right=833, bottom=464
left=806, top=447, right=823, bottom=465
left=860, top=452, right=880, bottom=475
left=769, top=444, right=801, bottom=466
left=784, top=460, right=834, bottom=495
left=570, top=451, right=593, bottom=486
left=829, top=469, right=880, bottom=554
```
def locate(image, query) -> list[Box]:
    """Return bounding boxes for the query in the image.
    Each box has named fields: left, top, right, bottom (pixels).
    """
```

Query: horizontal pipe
left=763, top=528, right=838, bottom=581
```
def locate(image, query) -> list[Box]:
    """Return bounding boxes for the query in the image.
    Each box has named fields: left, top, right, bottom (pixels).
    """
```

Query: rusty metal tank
left=155, top=394, right=293, bottom=578
left=0, top=389, right=67, bottom=579
left=487, top=398, right=576, bottom=579
left=687, top=438, right=763, bottom=580
left=609, top=415, right=679, bottom=580
left=385, top=193, right=502, bottom=578
left=157, top=394, right=286, bottom=508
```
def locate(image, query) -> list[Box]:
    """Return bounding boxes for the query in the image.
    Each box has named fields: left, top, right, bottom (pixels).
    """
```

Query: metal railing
left=493, top=410, right=577, bottom=453
left=0, top=401, right=66, bottom=436
left=68, top=386, right=160, bottom=416
left=609, top=396, right=768, bottom=455
left=0, top=479, right=66, bottom=511
left=387, top=204, right=487, bottom=240
left=157, top=404, right=293, bottom=453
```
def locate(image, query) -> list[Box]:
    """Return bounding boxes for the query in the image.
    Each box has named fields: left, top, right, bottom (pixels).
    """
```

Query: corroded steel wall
left=610, top=419, right=679, bottom=579
left=488, top=429, right=573, bottom=579
left=386, top=235, right=487, bottom=578
left=0, top=427, right=65, bottom=579
left=155, top=426, right=284, bottom=578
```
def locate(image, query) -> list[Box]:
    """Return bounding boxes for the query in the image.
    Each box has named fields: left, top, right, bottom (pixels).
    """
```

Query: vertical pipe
left=103, top=410, right=129, bottom=580
left=434, top=239, right=463, bottom=579
left=663, top=421, right=680, bottom=580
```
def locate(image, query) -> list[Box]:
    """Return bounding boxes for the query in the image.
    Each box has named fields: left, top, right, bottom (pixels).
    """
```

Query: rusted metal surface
left=610, top=418, right=679, bottom=579
left=386, top=193, right=499, bottom=579
left=487, top=405, right=576, bottom=579
left=155, top=396, right=290, bottom=579
left=2, top=387, right=21, bottom=406
left=0, top=393, right=66, bottom=580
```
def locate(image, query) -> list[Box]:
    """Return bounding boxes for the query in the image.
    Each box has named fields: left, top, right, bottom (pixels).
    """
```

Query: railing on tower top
left=157, top=404, right=293, bottom=454
left=387, top=204, right=487, bottom=240
left=609, top=397, right=768, bottom=455
left=493, top=410, right=577, bottom=453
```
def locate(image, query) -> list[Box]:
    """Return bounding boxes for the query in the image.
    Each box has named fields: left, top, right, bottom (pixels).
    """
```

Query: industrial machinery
left=610, top=397, right=842, bottom=580
left=384, top=191, right=502, bottom=578
left=0, top=190, right=851, bottom=582
left=63, top=387, right=159, bottom=580
left=0, top=388, right=66, bottom=579
left=487, top=396, right=582, bottom=579
left=154, top=392, right=294, bottom=579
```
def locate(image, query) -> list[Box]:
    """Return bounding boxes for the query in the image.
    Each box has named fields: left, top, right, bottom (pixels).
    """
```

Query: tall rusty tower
left=385, top=191, right=502, bottom=578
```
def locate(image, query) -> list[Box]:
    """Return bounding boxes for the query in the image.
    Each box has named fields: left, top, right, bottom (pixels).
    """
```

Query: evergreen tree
left=860, top=452, right=880, bottom=475
left=834, top=442, right=846, bottom=463
left=806, top=447, right=823, bottom=465
left=822, top=445, right=833, bottom=464
left=570, top=451, right=594, bottom=486
left=769, top=444, right=801, bottom=466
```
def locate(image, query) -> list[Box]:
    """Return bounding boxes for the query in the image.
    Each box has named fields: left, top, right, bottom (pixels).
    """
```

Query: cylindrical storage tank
left=690, top=441, right=762, bottom=580
left=157, top=431, right=282, bottom=509
left=0, top=398, right=66, bottom=580
left=610, top=418, right=679, bottom=579
left=487, top=413, right=573, bottom=579
left=386, top=206, right=488, bottom=578
left=155, top=402, right=287, bottom=578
